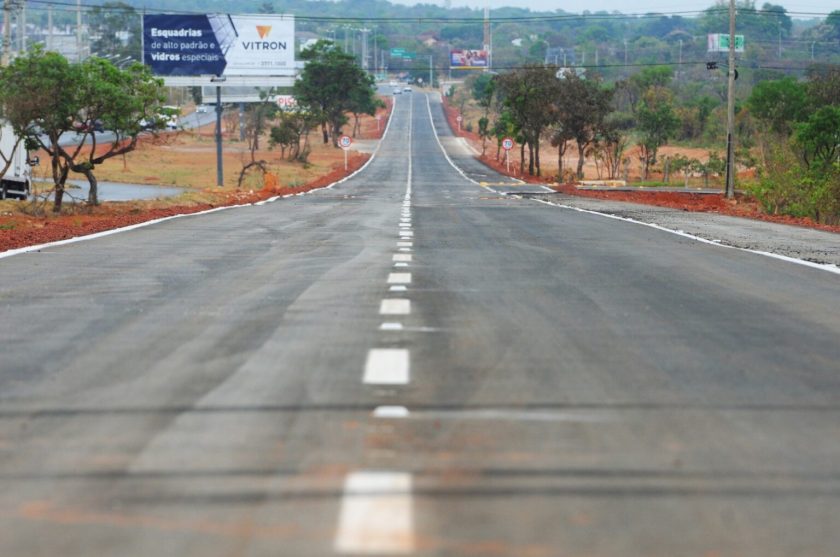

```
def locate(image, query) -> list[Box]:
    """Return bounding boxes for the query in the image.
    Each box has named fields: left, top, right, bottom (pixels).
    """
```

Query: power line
left=21, top=2, right=840, bottom=21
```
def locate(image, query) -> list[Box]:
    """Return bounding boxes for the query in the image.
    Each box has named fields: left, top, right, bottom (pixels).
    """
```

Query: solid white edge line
left=532, top=199, right=840, bottom=276
left=1, top=92, right=401, bottom=260
left=424, top=92, right=840, bottom=277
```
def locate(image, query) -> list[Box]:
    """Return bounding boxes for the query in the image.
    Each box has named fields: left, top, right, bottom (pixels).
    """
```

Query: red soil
left=0, top=152, right=370, bottom=253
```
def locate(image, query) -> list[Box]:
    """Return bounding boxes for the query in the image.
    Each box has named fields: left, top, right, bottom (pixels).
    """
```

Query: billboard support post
left=216, top=85, right=223, bottom=187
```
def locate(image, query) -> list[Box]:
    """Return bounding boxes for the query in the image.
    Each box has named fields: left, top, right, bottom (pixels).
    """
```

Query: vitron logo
left=242, top=25, right=287, bottom=50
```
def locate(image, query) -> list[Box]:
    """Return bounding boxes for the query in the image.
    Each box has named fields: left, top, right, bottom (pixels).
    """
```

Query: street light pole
left=725, top=0, right=736, bottom=199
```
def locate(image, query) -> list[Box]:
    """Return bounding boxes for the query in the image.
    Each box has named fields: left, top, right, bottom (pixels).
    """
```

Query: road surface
left=1, top=92, right=839, bottom=556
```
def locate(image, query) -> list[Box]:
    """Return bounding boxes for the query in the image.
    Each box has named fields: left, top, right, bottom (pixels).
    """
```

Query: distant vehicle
left=161, top=105, right=181, bottom=130
left=389, top=80, right=398, bottom=87
left=195, top=105, right=209, bottom=113
left=0, top=123, right=35, bottom=200
left=403, top=86, right=412, bottom=93
left=393, top=87, right=402, bottom=95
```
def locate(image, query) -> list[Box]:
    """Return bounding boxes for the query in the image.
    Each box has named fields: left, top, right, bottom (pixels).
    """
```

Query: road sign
left=707, top=34, right=745, bottom=53
left=390, top=48, right=405, bottom=56
left=502, top=137, right=514, bottom=151
left=338, top=135, right=352, bottom=150
left=456, top=115, right=462, bottom=122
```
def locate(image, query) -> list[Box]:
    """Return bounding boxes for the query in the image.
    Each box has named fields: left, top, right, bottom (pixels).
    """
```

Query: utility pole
left=624, top=39, right=628, bottom=67
left=678, top=39, right=683, bottom=80
left=47, top=4, right=52, bottom=50
left=429, top=54, right=433, bottom=87
left=360, top=27, right=369, bottom=70
left=725, top=0, right=736, bottom=199
left=483, top=5, right=491, bottom=72
left=19, top=0, right=24, bottom=52
left=811, top=41, right=815, bottom=61
left=76, top=0, right=82, bottom=62
left=1, top=0, right=10, bottom=66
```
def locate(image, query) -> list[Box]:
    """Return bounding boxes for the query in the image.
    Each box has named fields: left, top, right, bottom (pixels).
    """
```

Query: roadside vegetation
left=447, top=60, right=839, bottom=225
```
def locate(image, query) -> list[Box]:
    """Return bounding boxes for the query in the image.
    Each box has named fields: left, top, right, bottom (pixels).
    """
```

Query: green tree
left=495, top=65, right=560, bottom=176
left=347, top=83, right=383, bottom=138
left=471, top=73, right=495, bottom=155
left=636, top=86, right=679, bottom=180
left=0, top=49, right=164, bottom=210
left=747, top=77, right=809, bottom=135
left=294, top=40, right=374, bottom=147
left=555, top=73, right=614, bottom=179
left=794, top=106, right=840, bottom=169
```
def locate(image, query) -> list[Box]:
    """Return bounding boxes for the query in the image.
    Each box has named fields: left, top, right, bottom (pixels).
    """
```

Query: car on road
left=393, top=87, right=402, bottom=95
left=196, top=105, right=209, bottom=113
left=403, top=86, right=412, bottom=93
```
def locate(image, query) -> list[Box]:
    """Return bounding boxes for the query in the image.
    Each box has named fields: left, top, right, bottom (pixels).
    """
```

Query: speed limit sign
left=502, top=137, right=514, bottom=151
left=338, top=135, right=352, bottom=150
left=456, top=115, right=463, bottom=122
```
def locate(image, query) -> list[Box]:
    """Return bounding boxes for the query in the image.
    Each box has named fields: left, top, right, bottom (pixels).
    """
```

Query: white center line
left=400, top=231, right=413, bottom=237
left=334, top=471, right=414, bottom=554
left=393, top=254, right=412, bottom=262
left=389, top=285, right=407, bottom=291
left=397, top=241, right=412, bottom=247
left=398, top=247, right=411, bottom=252
left=387, top=273, right=411, bottom=284
left=393, top=262, right=409, bottom=268
left=380, top=322, right=404, bottom=331
left=363, top=349, right=410, bottom=384
left=372, top=406, right=411, bottom=418
left=380, top=299, right=411, bottom=315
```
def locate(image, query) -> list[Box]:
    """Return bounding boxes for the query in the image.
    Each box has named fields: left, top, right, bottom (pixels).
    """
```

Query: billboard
left=707, top=34, right=745, bottom=53
left=450, top=49, right=488, bottom=69
left=144, top=14, right=295, bottom=77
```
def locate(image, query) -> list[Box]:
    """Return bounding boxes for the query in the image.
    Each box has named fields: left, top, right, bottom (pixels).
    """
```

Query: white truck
left=0, top=123, right=33, bottom=200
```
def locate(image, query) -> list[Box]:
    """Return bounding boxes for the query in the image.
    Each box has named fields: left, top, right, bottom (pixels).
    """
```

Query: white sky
left=389, top=0, right=835, bottom=17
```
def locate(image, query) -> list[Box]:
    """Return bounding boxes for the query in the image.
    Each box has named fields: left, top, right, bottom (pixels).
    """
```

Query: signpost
left=502, top=137, right=514, bottom=174
left=456, top=114, right=462, bottom=132
left=338, top=135, right=352, bottom=170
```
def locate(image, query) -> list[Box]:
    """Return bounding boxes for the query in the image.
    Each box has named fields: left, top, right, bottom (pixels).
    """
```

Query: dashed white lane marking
left=373, top=406, right=411, bottom=418
left=389, top=285, right=408, bottom=292
left=397, top=241, right=412, bottom=247
left=334, top=471, right=414, bottom=554
left=380, top=322, right=404, bottom=331
left=380, top=299, right=411, bottom=315
left=363, top=349, right=410, bottom=384
left=398, top=247, right=411, bottom=252
left=393, top=262, right=409, bottom=268
left=400, top=231, right=414, bottom=237
left=387, top=273, right=411, bottom=284
left=393, top=254, right=412, bottom=262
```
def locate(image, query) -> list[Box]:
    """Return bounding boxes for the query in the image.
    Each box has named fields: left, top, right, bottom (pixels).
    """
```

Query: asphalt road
left=1, top=92, right=839, bottom=556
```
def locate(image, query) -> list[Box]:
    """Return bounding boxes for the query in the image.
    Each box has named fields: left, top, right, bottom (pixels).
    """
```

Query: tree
left=495, top=66, right=560, bottom=176
left=747, top=77, right=809, bottom=136
left=294, top=40, right=376, bottom=147
left=347, top=83, right=383, bottom=138
left=636, top=86, right=679, bottom=180
left=0, top=48, right=164, bottom=211
left=827, top=10, right=840, bottom=40
left=806, top=65, right=840, bottom=107
left=470, top=73, right=495, bottom=155
left=795, top=106, right=840, bottom=169
left=89, top=2, right=141, bottom=60
left=555, top=72, right=614, bottom=179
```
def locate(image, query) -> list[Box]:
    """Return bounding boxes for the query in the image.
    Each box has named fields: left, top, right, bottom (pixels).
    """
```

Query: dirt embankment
left=0, top=99, right=393, bottom=253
